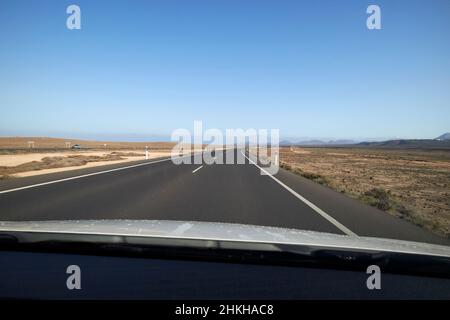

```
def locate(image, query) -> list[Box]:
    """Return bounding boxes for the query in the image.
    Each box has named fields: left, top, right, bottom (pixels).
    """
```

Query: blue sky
left=0, top=0, right=449, bottom=141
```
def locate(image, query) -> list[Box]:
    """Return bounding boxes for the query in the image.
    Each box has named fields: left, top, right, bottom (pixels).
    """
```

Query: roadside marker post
left=145, top=146, right=149, bottom=160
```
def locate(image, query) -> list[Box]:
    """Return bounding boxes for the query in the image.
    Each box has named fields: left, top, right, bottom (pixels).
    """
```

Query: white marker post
left=145, top=146, right=149, bottom=160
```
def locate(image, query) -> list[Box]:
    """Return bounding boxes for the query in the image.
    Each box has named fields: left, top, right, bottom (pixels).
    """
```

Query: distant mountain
left=281, top=135, right=450, bottom=149
left=327, top=139, right=356, bottom=145
left=356, top=139, right=450, bottom=149
left=281, top=139, right=357, bottom=146
left=279, top=140, right=295, bottom=146
left=435, top=132, right=450, bottom=141
left=296, top=139, right=328, bottom=145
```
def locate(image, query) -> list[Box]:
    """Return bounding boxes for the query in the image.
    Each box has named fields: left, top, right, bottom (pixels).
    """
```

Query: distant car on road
left=71, top=144, right=82, bottom=149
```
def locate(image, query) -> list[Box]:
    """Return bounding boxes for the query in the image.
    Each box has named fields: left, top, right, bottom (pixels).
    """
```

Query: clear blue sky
left=1, top=0, right=449, bottom=141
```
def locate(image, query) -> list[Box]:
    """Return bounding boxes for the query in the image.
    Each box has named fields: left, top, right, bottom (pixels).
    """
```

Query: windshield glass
left=0, top=0, right=449, bottom=252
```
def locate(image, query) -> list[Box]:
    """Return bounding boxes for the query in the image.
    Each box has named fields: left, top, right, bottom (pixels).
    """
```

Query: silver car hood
left=0, top=219, right=449, bottom=258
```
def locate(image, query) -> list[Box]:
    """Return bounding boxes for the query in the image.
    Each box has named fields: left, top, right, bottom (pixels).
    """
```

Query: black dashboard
left=1, top=250, right=449, bottom=299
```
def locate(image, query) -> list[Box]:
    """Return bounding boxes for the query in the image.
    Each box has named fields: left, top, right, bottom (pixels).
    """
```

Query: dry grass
left=110, top=151, right=145, bottom=157
left=0, top=174, right=13, bottom=180
left=280, top=147, right=450, bottom=238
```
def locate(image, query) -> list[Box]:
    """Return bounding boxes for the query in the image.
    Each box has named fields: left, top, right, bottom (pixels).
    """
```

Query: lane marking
left=242, top=151, right=357, bottom=237
left=0, top=157, right=174, bottom=195
left=192, top=165, right=204, bottom=174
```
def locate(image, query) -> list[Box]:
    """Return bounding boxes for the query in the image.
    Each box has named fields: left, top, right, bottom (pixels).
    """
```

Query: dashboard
left=1, top=250, right=449, bottom=299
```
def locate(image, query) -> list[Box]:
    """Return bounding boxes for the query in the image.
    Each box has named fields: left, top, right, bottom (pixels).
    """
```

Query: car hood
left=0, top=219, right=449, bottom=258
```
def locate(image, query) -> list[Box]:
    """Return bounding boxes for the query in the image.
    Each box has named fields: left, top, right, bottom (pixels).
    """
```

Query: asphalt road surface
left=0, top=149, right=448, bottom=245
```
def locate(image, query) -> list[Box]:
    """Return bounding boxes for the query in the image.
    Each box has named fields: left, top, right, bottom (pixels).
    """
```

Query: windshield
left=0, top=1, right=449, bottom=263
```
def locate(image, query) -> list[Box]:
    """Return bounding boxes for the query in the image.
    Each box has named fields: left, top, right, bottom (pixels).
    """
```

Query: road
left=0, top=149, right=448, bottom=245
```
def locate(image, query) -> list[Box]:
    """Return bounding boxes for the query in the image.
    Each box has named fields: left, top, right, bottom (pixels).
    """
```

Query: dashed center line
left=192, top=165, right=204, bottom=174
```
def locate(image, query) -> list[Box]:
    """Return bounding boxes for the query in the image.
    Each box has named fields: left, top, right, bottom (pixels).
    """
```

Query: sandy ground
left=0, top=151, right=126, bottom=167
left=0, top=150, right=173, bottom=178
left=15, top=153, right=172, bottom=177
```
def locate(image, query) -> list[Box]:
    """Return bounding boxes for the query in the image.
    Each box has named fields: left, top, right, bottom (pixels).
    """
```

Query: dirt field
left=0, top=150, right=173, bottom=178
left=0, top=137, right=210, bottom=179
left=0, top=137, right=176, bottom=151
left=279, top=147, right=450, bottom=238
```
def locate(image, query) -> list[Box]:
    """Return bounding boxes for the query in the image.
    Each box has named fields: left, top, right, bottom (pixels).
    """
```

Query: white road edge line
left=0, top=157, right=174, bottom=195
left=242, top=151, right=358, bottom=237
left=192, top=165, right=204, bottom=174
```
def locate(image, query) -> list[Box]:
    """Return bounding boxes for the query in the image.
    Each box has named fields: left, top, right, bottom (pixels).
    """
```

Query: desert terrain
left=0, top=137, right=176, bottom=178
left=279, top=147, right=450, bottom=238
left=0, top=137, right=176, bottom=151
